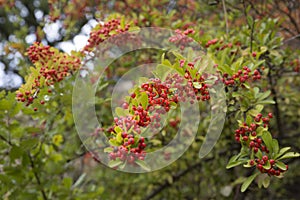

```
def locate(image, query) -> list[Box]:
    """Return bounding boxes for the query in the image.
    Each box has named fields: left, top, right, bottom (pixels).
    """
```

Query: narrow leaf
left=277, top=152, right=300, bottom=160
left=135, top=159, right=151, bottom=171
left=241, top=172, right=259, bottom=192
left=275, top=161, right=287, bottom=170
left=108, top=159, right=123, bottom=168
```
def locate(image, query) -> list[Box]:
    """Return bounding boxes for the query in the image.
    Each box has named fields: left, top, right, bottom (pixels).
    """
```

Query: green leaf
left=253, top=60, right=265, bottom=70
left=192, top=82, right=202, bottom=89
left=257, top=90, right=271, bottom=101
left=246, top=115, right=252, bottom=125
left=262, top=176, right=270, bottom=188
left=162, top=58, right=172, bottom=67
left=116, top=132, right=123, bottom=144
left=275, top=161, right=287, bottom=170
left=263, top=160, right=271, bottom=170
left=104, top=147, right=114, bottom=153
left=274, top=147, right=291, bottom=159
left=108, top=159, right=123, bottom=168
left=226, top=154, right=247, bottom=169
left=114, top=126, right=123, bottom=134
left=63, top=177, right=73, bottom=188
left=226, top=160, right=246, bottom=169
left=243, top=160, right=253, bottom=168
left=9, top=145, right=23, bottom=161
left=256, top=99, right=275, bottom=105
left=255, top=148, right=263, bottom=159
left=277, top=152, right=300, bottom=160
left=109, top=139, right=120, bottom=146
left=135, top=159, right=151, bottom=171
left=128, top=26, right=141, bottom=33
left=218, top=64, right=233, bottom=76
left=115, top=107, right=129, bottom=117
left=20, top=138, right=39, bottom=150
left=272, top=139, right=279, bottom=155
left=0, top=90, right=6, bottom=99
left=241, top=172, right=259, bottom=192
left=170, top=51, right=185, bottom=62
left=261, top=131, right=273, bottom=154
left=139, top=92, right=149, bottom=110
left=253, top=87, right=259, bottom=98
left=233, top=57, right=244, bottom=72
left=243, top=82, right=250, bottom=89
left=73, top=173, right=86, bottom=188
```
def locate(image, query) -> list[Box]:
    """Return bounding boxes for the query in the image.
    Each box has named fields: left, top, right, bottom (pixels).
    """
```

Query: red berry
left=251, top=131, right=257, bottom=136
left=257, top=138, right=262, bottom=145
left=269, top=159, right=275, bottom=165
left=254, top=147, right=258, bottom=153
left=242, top=136, right=248, bottom=141
left=262, top=155, right=268, bottom=161
left=33, top=107, right=38, bottom=111
left=253, top=69, right=259, bottom=75
left=257, top=164, right=263, bottom=170
left=40, top=100, right=45, bottom=105
left=122, top=102, right=129, bottom=109
left=252, top=52, right=257, bottom=57
left=268, top=113, right=273, bottom=118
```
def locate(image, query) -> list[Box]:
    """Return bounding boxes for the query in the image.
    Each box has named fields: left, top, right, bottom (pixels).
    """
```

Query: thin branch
left=222, top=0, right=229, bottom=35
left=266, top=61, right=283, bottom=139
left=29, top=153, right=48, bottom=200
left=0, top=134, right=12, bottom=146
left=284, top=33, right=300, bottom=43
left=144, top=150, right=228, bottom=200
left=274, top=0, right=300, bottom=33
left=144, top=160, right=205, bottom=200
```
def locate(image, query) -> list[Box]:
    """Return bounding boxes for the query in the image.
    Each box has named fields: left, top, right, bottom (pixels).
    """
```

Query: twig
left=29, top=153, right=48, bottom=200
left=222, top=0, right=229, bottom=35
left=284, top=33, right=300, bottom=43
left=0, top=134, right=12, bottom=146
left=144, top=150, right=228, bottom=200
left=266, top=61, right=283, bottom=138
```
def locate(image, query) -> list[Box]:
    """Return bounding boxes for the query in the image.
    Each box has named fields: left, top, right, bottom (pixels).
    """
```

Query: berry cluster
left=27, top=42, right=54, bottom=64
left=169, top=118, right=181, bottom=128
left=169, top=29, right=195, bottom=50
left=48, top=0, right=91, bottom=22
left=16, top=42, right=81, bottom=109
left=205, top=38, right=242, bottom=51
left=83, top=19, right=137, bottom=53
left=205, top=38, right=219, bottom=48
left=250, top=156, right=288, bottom=176
left=48, top=0, right=61, bottom=22
left=234, top=113, right=288, bottom=176
left=234, top=113, right=272, bottom=144
left=107, top=116, right=146, bottom=164
left=105, top=59, right=212, bottom=167
left=222, top=66, right=261, bottom=86
left=166, top=61, right=211, bottom=102
left=139, top=79, right=174, bottom=127
left=254, top=112, right=272, bottom=127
